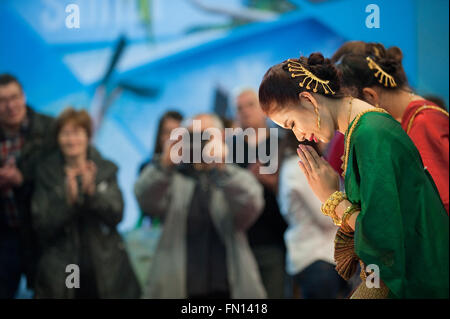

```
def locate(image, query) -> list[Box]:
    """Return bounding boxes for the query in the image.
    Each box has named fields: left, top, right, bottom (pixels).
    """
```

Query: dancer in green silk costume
left=258, top=52, right=449, bottom=298
left=343, top=110, right=448, bottom=298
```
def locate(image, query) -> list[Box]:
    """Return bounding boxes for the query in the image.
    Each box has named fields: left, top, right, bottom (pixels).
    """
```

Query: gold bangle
left=341, top=204, right=360, bottom=230
left=321, top=191, right=347, bottom=226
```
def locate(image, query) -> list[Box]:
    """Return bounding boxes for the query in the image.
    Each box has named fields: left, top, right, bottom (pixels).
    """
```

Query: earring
left=314, top=105, right=321, bottom=129
left=375, top=103, right=380, bottom=107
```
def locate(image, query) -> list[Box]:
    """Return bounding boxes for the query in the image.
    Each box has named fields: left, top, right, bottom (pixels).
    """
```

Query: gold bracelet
left=341, top=203, right=360, bottom=230
left=321, top=191, right=346, bottom=226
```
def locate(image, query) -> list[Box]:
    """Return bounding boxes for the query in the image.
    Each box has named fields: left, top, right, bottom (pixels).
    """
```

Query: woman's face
left=160, top=118, right=181, bottom=146
left=58, top=122, right=89, bottom=158
left=267, top=96, right=335, bottom=143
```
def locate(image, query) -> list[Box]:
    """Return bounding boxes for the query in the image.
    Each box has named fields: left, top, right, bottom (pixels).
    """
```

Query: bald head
left=190, top=113, right=224, bottom=132
left=235, top=89, right=267, bottom=129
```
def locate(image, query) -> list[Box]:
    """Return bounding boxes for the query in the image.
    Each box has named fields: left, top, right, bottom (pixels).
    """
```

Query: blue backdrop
left=1, top=0, right=448, bottom=231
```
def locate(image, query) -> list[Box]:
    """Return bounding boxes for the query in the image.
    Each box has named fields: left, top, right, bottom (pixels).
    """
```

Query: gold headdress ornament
left=287, top=59, right=336, bottom=95
left=372, top=46, right=381, bottom=59
left=366, top=56, right=397, bottom=88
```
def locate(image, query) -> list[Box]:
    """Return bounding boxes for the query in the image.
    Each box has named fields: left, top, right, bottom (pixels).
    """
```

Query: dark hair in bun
left=331, top=41, right=407, bottom=97
left=259, top=52, right=342, bottom=114
left=308, top=52, right=325, bottom=65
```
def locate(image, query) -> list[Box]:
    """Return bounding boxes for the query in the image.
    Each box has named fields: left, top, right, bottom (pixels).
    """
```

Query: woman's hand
left=297, top=144, right=340, bottom=203
left=65, top=167, right=79, bottom=205
left=160, top=136, right=182, bottom=168
left=0, top=158, right=23, bottom=188
left=81, top=161, right=97, bottom=196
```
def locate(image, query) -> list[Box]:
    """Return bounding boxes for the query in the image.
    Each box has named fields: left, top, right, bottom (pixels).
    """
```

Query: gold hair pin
left=287, top=59, right=335, bottom=95
left=372, top=46, right=381, bottom=59
left=366, top=56, right=397, bottom=88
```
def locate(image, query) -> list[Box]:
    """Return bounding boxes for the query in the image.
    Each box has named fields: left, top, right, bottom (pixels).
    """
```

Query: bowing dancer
left=332, top=41, right=449, bottom=214
left=257, top=52, right=448, bottom=298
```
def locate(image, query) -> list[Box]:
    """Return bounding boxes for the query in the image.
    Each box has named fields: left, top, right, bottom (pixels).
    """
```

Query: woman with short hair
left=32, top=107, right=140, bottom=299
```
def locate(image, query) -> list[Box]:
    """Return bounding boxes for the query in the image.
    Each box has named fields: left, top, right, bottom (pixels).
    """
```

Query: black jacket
left=31, top=146, right=141, bottom=298
left=0, top=106, right=56, bottom=288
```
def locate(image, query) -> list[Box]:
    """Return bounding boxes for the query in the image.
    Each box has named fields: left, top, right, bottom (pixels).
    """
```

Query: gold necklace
left=347, top=96, right=354, bottom=128
left=340, top=96, right=354, bottom=170
left=341, top=107, right=389, bottom=177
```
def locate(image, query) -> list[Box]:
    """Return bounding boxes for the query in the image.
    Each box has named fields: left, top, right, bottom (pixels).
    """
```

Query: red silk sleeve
left=408, top=111, right=449, bottom=214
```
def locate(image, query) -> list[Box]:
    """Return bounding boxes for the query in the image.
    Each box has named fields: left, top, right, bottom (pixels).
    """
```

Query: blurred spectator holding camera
left=0, top=74, right=54, bottom=298
left=138, top=110, right=183, bottom=174
left=232, top=89, right=287, bottom=298
left=134, top=113, right=266, bottom=299
left=31, top=108, right=140, bottom=298
left=136, top=110, right=183, bottom=229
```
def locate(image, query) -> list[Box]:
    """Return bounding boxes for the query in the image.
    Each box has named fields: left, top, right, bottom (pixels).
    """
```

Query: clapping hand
left=0, top=158, right=23, bottom=189
left=65, top=166, right=79, bottom=205
left=81, top=160, right=97, bottom=196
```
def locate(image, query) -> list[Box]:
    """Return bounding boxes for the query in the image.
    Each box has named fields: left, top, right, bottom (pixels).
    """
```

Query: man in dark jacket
left=233, top=89, right=287, bottom=298
left=0, top=74, right=55, bottom=298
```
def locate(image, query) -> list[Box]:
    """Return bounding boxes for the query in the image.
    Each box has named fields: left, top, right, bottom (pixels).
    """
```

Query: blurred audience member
left=278, top=132, right=352, bottom=299
left=31, top=108, right=140, bottom=298
left=135, top=113, right=266, bottom=298
left=139, top=110, right=183, bottom=174
left=137, top=110, right=183, bottom=228
left=233, top=88, right=287, bottom=298
left=218, top=115, right=236, bottom=130
left=0, top=74, right=54, bottom=298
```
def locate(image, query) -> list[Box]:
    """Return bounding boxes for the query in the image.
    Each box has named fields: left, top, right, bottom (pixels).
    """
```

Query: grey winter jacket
left=134, top=161, right=267, bottom=299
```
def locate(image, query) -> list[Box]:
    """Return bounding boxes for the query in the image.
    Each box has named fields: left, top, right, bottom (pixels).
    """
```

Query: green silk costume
left=344, top=111, right=449, bottom=298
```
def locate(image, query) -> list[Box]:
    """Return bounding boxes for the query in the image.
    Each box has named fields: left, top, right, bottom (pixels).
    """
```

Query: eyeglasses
left=0, top=94, right=23, bottom=107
